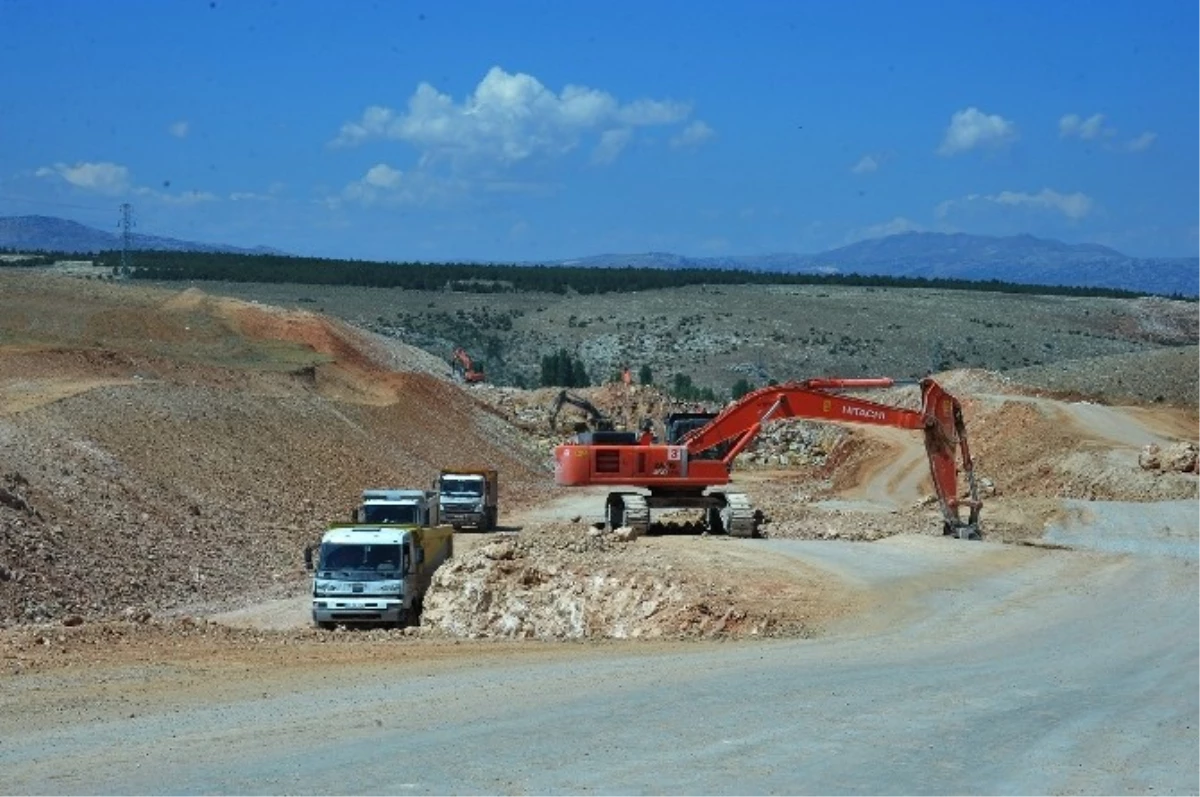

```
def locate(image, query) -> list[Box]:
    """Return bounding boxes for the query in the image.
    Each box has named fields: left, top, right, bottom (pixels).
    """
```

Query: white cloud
left=617, top=98, right=691, bottom=127
left=1126, top=131, right=1157, bottom=152
left=36, top=161, right=131, bottom=195
left=1059, top=112, right=1118, bottom=140
left=362, top=163, right=403, bottom=189
left=169, top=120, right=190, bottom=139
left=846, top=216, right=923, bottom=243
left=135, top=188, right=218, bottom=206
left=936, top=188, right=1093, bottom=221
left=332, top=162, right=455, bottom=208
left=850, top=154, right=878, bottom=174
left=1060, top=113, right=1155, bottom=153
left=669, top=120, right=715, bottom=149
left=330, top=66, right=695, bottom=166
left=591, top=129, right=633, bottom=165
left=937, top=107, right=1018, bottom=156
left=36, top=159, right=228, bottom=208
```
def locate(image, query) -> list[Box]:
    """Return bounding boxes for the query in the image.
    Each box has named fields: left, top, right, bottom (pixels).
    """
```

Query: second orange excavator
left=451, top=346, right=486, bottom=383
left=553, top=376, right=983, bottom=539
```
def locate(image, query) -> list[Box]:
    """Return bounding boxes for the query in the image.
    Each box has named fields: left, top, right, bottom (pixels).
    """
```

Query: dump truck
left=353, top=488, right=439, bottom=526
left=304, top=523, right=453, bottom=629
left=436, top=468, right=498, bottom=530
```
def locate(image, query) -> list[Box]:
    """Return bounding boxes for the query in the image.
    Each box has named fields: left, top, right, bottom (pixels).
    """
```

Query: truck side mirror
left=303, top=545, right=314, bottom=571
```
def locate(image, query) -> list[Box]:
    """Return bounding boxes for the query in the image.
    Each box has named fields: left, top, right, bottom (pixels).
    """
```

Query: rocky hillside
left=0, top=274, right=549, bottom=625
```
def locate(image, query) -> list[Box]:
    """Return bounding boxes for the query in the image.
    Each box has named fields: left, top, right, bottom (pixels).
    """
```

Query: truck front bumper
left=443, top=511, right=484, bottom=527
left=312, top=599, right=405, bottom=626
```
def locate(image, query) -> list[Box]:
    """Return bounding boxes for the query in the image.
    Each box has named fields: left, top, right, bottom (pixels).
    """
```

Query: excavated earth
left=0, top=270, right=1196, bottom=667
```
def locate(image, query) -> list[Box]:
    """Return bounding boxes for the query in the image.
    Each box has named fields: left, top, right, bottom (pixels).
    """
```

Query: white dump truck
left=436, top=468, right=499, bottom=530
left=304, top=522, right=453, bottom=629
left=353, top=488, right=439, bottom=526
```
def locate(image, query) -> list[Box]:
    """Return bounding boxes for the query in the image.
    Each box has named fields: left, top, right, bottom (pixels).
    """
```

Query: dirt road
left=2, top=522, right=1196, bottom=795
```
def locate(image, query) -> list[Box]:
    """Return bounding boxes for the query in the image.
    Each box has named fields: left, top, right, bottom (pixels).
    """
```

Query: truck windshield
left=361, top=504, right=419, bottom=524
left=442, top=478, right=483, bottom=495
left=318, top=543, right=404, bottom=579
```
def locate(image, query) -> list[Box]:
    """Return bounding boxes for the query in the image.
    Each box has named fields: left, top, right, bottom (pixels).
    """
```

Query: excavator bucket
left=920, top=378, right=982, bottom=540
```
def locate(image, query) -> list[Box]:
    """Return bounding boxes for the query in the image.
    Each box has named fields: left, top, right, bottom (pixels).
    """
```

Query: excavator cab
left=665, top=412, right=732, bottom=460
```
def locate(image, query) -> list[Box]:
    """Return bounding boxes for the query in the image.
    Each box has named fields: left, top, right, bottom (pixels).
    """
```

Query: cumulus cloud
left=936, top=188, right=1093, bottom=221
left=591, top=129, right=633, bottom=165
left=669, top=120, right=715, bottom=149
left=169, top=120, right=190, bottom=139
left=229, top=191, right=273, bottom=202
left=850, top=154, right=879, bottom=174
left=135, top=187, right=218, bottom=205
left=35, top=159, right=226, bottom=208
left=1126, top=131, right=1157, bottom=152
left=1058, top=112, right=1115, bottom=140
left=337, top=163, right=404, bottom=205
left=937, top=107, right=1018, bottom=156
left=35, top=161, right=131, bottom=195
left=329, top=162, right=468, bottom=209
left=331, top=66, right=698, bottom=165
left=361, top=163, right=403, bottom=189
left=1060, top=113, right=1155, bottom=153
left=846, top=216, right=923, bottom=243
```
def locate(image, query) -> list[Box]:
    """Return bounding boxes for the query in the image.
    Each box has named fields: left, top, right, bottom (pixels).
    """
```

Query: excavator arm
left=550, top=390, right=615, bottom=432
left=680, top=377, right=982, bottom=538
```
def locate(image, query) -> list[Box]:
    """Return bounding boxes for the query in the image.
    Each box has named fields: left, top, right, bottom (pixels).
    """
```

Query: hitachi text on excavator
left=553, top=376, right=983, bottom=539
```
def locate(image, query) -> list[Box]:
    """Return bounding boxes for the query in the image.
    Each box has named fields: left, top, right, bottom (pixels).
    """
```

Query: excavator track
left=717, top=492, right=758, bottom=538
left=606, top=492, right=650, bottom=534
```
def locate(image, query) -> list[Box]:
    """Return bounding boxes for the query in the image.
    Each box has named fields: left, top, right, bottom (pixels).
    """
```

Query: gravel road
left=3, top=524, right=1195, bottom=795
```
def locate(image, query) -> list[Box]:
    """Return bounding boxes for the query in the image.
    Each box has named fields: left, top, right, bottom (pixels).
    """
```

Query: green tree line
left=59, top=248, right=1188, bottom=300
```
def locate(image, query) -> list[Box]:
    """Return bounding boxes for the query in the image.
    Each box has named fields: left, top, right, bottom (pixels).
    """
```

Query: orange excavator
left=553, top=376, right=983, bottom=539
left=451, top=347, right=486, bottom=383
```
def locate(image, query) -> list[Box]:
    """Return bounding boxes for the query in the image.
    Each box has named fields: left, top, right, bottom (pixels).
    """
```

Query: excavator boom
left=553, top=376, right=982, bottom=539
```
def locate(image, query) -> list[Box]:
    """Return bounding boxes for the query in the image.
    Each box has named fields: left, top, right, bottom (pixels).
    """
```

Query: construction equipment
left=553, top=376, right=983, bottom=540
left=435, top=467, right=499, bottom=530
left=549, top=389, right=615, bottom=433
left=304, top=523, right=453, bottom=629
left=451, top=346, right=485, bottom=383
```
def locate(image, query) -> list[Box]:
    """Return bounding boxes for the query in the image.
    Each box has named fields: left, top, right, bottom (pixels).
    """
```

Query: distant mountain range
left=0, top=215, right=285, bottom=256
left=2, top=215, right=1195, bottom=297
left=551, top=232, right=1199, bottom=297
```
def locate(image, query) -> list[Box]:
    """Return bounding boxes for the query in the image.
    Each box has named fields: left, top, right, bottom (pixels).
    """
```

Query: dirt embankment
left=0, top=278, right=550, bottom=626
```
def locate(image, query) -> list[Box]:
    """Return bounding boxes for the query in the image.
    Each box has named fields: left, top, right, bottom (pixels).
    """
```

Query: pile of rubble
left=1139, top=442, right=1199, bottom=473
left=733, top=419, right=848, bottom=468
left=472, top=383, right=849, bottom=469
left=421, top=523, right=818, bottom=640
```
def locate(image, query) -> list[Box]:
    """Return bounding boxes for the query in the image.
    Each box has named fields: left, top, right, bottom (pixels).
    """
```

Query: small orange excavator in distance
left=451, top=346, right=486, bottom=383
left=553, top=376, right=983, bottom=539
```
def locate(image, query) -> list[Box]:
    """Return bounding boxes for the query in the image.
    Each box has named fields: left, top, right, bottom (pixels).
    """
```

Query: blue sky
left=1, top=0, right=1196, bottom=260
